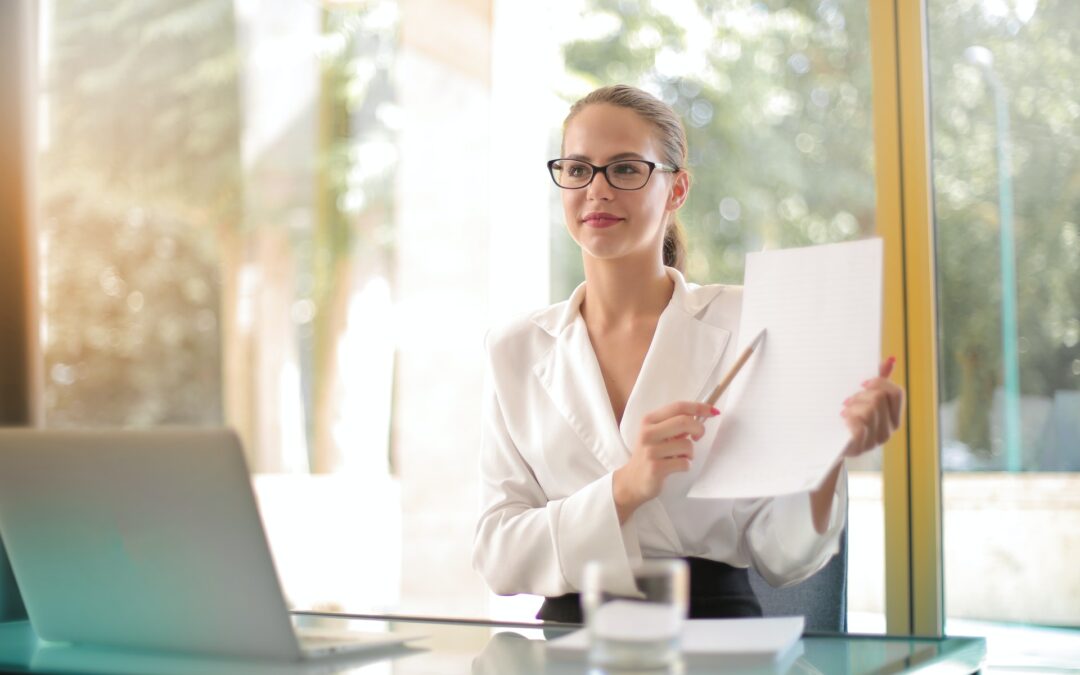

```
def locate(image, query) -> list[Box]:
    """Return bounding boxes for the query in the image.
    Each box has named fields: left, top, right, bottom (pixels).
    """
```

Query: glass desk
left=0, top=612, right=986, bottom=674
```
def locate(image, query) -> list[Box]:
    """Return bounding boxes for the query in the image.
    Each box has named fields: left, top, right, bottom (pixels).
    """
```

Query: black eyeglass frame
left=546, top=158, right=679, bottom=191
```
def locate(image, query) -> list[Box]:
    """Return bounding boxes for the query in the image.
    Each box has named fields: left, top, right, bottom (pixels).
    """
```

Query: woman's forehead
left=562, top=103, right=662, bottom=161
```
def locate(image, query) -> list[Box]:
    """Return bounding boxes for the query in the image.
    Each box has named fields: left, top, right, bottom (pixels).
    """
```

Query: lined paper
left=688, top=238, right=883, bottom=499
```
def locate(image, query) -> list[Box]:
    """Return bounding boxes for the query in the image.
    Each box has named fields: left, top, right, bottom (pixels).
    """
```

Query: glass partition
left=926, top=0, right=1080, bottom=666
left=35, top=0, right=893, bottom=627
left=543, top=0, right=886, bottom=632
left=36, top=0, right=406, bottom=613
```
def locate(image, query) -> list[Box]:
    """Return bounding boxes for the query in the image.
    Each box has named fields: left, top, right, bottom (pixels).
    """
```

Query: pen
left=700, top=328, right=767, bottom=417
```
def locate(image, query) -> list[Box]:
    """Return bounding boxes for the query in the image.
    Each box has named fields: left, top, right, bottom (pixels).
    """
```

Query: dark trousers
left=537, top=558, right=763, bottom=624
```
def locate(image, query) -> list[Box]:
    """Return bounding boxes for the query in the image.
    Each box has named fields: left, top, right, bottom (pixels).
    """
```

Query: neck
left=579, top=252, right=674, bottom=329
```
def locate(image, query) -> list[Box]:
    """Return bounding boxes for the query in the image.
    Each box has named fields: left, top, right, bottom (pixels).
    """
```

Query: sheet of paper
left=688, top=238, right=883, bottom=499
left=547, top=616, right=804, bottom=659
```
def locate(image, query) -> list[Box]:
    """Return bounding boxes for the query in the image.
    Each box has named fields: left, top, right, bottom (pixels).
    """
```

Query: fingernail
left=843, top=397, right=851, bottom=405
left=887, top=356, right=896, bottom=364
left=710, top=407, right=720, bottom=416
left=861, top=380, right=871, bottom=387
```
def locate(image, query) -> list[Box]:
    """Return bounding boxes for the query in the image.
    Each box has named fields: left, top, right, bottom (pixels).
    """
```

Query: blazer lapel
left=616, top=270, right=732, bottom=552
left=532, top=286, right=630, bottom=473
left=530, top=269, right=733, bottom=478
left=618, top=272, right=732, bottom=452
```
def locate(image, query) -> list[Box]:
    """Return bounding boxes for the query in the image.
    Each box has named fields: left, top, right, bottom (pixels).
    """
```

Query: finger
left=849, top=388, right=888, bottom=417
left=843, top=389, right=868, bottom=409
left=659, top=456, right=692, bottom=475
left=843, top=388, right=882, bottom=414
left=875, top=415, right=891, bottom=446
left=644, top=415, right=707, bottom=444
left=867, top=399, right=883, bottom=442
left=871, top=402, right=889, bottom=447
left=648, top=438, right=694, bottom=461
left=859, top=411, right=875, bottom=452
left=861, top=375, right=894, bottom=392
left=879, top=355, right=896, bottom=379
left=643, top=401, right=718, bottom=426
left=843, top=403, right=875, bottom=453
left=869, top=400, right=890, bottom=445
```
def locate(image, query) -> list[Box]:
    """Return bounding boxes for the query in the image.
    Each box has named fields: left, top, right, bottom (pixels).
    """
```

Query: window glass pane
left=542, top=0, right=885, bottom=631
left=38, top=0, right=236, bottom=429
left=37, top=0, right=407, bottom=612
left=928, top=0, right=1080, bottom=663
left=34, top=0, right=895, bottom=626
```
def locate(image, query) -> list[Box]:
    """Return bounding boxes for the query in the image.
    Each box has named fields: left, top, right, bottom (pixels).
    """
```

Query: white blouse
left=472, top=267, right=846, bottom=598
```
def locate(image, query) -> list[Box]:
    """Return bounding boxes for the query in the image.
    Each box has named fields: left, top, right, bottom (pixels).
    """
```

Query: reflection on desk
left=474, top=630, right=805, bottom=675
left=0, top=612, right=986, bottom=674
left=0, top=619, right=422, bottom=675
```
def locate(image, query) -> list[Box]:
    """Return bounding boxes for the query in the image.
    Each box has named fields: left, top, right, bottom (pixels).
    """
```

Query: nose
left=586, top=169, right=615, bottom=200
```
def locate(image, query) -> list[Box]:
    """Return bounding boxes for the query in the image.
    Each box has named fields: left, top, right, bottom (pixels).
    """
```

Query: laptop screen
left=0, top=536, right=27, bottom=622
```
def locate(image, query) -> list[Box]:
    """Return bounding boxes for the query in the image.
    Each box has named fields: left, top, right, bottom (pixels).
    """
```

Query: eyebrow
left=564, top=152, right=648, bottom=162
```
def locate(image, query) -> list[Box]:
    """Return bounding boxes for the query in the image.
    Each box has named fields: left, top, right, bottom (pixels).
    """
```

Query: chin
left=581, top=243, right=647, bottom=264
left=575, top=237, right=628, bottom=260
left=577, top=231, right=658, bottom=261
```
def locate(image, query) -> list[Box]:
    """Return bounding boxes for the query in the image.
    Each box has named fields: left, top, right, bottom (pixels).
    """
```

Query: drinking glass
left=582, top=558, right=688, bottom=670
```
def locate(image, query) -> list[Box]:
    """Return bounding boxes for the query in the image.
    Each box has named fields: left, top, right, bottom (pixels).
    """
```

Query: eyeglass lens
left=550, top=160, right=653, bottom=190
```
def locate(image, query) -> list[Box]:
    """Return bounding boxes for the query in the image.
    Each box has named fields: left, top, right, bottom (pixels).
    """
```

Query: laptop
left=0, top=535, right=27, bottom=622
left=0, top=428, right=422, bottom=661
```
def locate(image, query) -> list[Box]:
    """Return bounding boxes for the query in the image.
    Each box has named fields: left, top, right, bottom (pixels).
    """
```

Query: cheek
left=561, top=191, right=582, bottom=224
left=634, top=185, right=671, bottom=224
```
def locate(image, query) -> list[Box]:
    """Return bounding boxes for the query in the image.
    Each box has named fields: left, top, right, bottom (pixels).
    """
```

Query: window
left=927, top=0, right=1080, bottom=656
left=547, top=0, right=886, bottom=631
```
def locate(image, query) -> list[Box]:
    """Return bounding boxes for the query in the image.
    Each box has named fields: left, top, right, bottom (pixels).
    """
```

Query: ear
left=667, top=171, right=691, bottom=211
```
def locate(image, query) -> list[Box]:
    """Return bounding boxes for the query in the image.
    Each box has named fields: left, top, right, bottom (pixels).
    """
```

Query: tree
left=559, top=0, right=1080, bottom=469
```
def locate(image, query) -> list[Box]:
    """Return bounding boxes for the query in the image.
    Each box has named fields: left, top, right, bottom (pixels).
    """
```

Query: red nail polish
left=710, top=407, right=720, bottom=416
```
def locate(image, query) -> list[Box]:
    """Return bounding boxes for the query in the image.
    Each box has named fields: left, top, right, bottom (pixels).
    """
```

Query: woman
left=472, top=84, right=903, bottom=623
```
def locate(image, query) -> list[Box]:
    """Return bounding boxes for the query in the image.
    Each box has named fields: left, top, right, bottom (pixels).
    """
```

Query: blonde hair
left=563, top=84, right=689, bottom=272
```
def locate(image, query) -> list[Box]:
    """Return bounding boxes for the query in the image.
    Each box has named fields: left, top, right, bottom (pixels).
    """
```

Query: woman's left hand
left=841, top=356, right=904, bottom=458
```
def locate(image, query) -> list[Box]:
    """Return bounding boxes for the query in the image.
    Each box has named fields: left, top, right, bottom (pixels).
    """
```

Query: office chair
left=748, top=523, right=849, bottom=633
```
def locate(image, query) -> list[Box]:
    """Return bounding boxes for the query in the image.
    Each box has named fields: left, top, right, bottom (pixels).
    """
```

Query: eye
left=611, top=161, right=644, bottom=175
left=565, top=163, right=590, bottom=178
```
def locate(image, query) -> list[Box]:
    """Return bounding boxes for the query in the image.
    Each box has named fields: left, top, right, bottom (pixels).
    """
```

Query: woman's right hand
left=612, top=401, right=719, bottom=523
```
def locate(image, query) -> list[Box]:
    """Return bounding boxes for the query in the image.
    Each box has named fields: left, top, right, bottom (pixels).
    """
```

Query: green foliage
left=928, top=0, right=1080, bottom=462
left=559, top=0, right=1080, bottom=468
left=560, top=0, right=875, bottom=290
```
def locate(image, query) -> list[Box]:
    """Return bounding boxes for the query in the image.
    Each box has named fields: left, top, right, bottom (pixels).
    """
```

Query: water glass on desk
left=582, top=559, right=688, bottom=670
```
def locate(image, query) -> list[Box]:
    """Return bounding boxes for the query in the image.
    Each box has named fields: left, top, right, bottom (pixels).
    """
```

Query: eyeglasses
left=546, top=158, right=678, bottom=191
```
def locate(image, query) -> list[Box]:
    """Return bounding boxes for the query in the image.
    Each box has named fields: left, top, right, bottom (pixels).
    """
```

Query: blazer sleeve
left=734, top=466, right=848, bottom=588
left=471, top=336, right=642, bottom=598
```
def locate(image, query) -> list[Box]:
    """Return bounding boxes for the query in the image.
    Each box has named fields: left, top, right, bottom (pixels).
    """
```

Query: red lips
left=582, top=212, right=623, bottom=228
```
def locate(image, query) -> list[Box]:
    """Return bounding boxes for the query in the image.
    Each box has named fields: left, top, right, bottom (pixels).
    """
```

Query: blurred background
left=20, top=0, right=1080, bottom=665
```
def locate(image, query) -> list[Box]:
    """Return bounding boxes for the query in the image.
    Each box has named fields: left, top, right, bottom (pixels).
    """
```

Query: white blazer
left=472, top=267, right=846, bottom=598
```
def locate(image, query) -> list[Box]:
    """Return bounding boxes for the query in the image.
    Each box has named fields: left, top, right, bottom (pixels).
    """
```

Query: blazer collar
left=531, top=268, right=732, bottom=470
left=531, top=267, right=724, bottom=337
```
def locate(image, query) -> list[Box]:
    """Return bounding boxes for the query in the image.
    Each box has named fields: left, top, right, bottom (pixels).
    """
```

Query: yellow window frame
left=870, top=0, right=944, bottom=637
